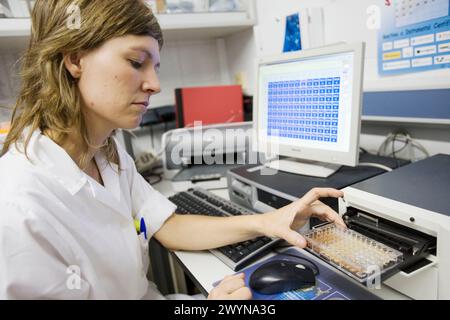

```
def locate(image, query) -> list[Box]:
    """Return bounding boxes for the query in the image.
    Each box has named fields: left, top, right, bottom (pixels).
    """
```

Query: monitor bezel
left=253, top=42, right=365, bottom=167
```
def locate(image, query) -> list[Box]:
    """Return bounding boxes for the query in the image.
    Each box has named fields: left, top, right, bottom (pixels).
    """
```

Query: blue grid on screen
left=266, top=78, right=340, bottom=143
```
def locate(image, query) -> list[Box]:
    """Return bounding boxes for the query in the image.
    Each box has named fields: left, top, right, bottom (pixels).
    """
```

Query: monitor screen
left=255, top=43, right=365, bottom=169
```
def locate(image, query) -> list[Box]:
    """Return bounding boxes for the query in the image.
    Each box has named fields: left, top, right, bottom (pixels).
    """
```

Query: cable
left=357, top=162, right=392, bottom=172
left=272, top=247, right=320, bottom=276
left=391, top=133, right=400, bottom=168
left=377, top=130, right=430, bottom=163
left=378, top=132, right=399, bottom=157
left=359, top=147, right=368, bottom=154
left=387, top=135, right=409, bottom=157
left=410, top=138, right=430, bottom=158
left=204, top=186, right=228, bottom=191
left=377, top=133, right=389, bottom=156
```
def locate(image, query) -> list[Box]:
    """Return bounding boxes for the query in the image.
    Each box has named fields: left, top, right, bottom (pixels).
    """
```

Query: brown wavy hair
left=1, top=0, right=163, bottom=170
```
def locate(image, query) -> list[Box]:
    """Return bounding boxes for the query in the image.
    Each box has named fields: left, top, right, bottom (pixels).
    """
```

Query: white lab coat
left=0, top=129, right=176, bottom=299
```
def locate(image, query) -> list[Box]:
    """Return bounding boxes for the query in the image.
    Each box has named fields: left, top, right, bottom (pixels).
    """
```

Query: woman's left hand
left=260, top=188, right=346, bottom=248
left=208, top=273, right=252, bottom=300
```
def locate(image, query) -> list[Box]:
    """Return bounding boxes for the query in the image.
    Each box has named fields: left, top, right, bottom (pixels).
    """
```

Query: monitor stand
left=266, top=158, right=342, bottom=178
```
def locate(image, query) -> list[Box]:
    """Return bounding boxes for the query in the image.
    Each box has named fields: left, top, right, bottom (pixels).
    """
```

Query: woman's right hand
left=207, top=273, right=252, bottom=300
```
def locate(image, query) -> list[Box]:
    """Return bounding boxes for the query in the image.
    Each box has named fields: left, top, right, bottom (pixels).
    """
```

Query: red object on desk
left=174, top=85, right=244, bottom=128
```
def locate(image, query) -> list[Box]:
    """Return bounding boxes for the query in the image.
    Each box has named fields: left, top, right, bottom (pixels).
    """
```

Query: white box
left=6, top=0, right=27, bottom=17
left=382, top=42, right=393, bottom=51
left=411, top=34, right=435, bottom=46
left=414, top=45, right=437, bottom=56
left=411, top=57, right=433, bottom=67
left=434, top=54, right=450, bottom=64
left=438, top=42, right=450, bottom=53
left=437, top=30, right=450, bottom=42
left=0, top=1, right=12, bottom=18
left=394, top=38, right=410, bottom=49
left=402, top=47, right=413, bottom=58
left=383, top=60, right=411, bottom=71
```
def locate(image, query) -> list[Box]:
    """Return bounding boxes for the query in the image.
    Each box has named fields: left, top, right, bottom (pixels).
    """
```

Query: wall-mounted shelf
left=158, top=11, right=254, bottom=41
left=0, top=18, right=30, bottom=37
left=0, top=9, right=255, bottom=42
left=362, top=115, right=450, bottom=127
left=362, top=89, right=450, bottom=126
left=0, top=1, right=257, bottom=122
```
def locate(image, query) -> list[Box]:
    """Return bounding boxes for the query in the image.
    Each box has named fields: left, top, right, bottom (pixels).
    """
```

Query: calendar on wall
left=378, top=0, right=450, bottom=75
left=395, top=0, right=449, bottom=27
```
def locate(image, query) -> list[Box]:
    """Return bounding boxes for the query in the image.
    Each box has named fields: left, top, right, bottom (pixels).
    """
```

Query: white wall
left=131, top=35, right=240, bottom=155
left=0, top=48, right=23, bottom=123
left=225, top=28, right=257, bottom=95
left=234, top=0, right=334, bottom=95
left=153, top=38, right=230, bottom=107
left=320, top=0, right=450, bottom=156
left=3, top=1, right=447, bottom=157
left=359, top=122, right=450, bottom=159
left=230, top=0, right=450, bottom=157
left=239, top=0, right=450, bottom=94
left=323, top=0, right=450, bottom=91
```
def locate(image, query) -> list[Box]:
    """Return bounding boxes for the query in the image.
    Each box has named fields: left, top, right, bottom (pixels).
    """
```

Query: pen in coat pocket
left=140, top=217, right=147, bottom=240
left=134, top=217, right=147, bottom=240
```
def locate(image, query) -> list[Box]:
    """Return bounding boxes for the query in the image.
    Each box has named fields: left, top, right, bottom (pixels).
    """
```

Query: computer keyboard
left=168, top=188, right=281, bottom=271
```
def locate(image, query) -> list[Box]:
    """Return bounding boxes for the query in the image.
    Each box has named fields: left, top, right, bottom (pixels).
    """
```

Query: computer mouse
left=249, top=259, right=316, bottom=295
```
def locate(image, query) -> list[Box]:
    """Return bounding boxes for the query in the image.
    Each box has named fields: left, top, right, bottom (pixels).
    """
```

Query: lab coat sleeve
left=0, top=202, right=91, bottom=299
left=121, top=146, right=176, bottom=238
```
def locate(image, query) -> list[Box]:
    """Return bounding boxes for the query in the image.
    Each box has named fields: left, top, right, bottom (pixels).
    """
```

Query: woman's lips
left=132, top=102, right=149, bottom=112
left=134, top=101, right=149, bottom=107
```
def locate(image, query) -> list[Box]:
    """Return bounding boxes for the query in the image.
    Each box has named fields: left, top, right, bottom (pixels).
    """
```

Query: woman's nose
left=142, top=70, right=161, bottom=95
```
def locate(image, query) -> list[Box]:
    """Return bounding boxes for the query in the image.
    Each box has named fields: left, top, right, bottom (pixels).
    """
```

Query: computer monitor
left=254, top=43, right=365, bottom=178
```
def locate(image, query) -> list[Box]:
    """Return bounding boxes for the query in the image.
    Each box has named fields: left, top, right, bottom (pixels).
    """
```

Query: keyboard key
left=261, top=237, right=272, bottom=244
left=193, top=190, right=208, bottom=199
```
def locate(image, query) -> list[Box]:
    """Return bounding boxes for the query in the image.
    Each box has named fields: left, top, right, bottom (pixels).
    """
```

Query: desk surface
left=153, top=178, right=408, bottom=300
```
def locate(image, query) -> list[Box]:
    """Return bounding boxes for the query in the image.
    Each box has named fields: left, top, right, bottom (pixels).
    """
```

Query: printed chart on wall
left=379, top=0, right=450, bottom=75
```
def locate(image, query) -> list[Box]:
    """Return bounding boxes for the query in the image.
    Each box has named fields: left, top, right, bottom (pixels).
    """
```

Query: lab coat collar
left=93, top=151, right=122, bottom=203
left=24, top=129, right=88, bottom=196
left=86, top=152, right=130, bottom=220
left=14, top=129, right=131, bottom=219
left=86, top=174, right=130, bottom=220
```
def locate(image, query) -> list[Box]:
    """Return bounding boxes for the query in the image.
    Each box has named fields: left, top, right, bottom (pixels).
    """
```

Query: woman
left=0, top=0, right=345, bottom=299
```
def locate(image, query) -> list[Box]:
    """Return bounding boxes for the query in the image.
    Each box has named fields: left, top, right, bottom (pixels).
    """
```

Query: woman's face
left=76, top=35, right=161, bottom=131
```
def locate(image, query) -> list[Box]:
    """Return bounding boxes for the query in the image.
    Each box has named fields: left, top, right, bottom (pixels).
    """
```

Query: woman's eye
left=129, top=60, right=143, bottom=69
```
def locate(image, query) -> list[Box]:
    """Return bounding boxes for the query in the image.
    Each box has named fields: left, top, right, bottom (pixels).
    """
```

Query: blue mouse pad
left=213, top=248, right=381, bottom=300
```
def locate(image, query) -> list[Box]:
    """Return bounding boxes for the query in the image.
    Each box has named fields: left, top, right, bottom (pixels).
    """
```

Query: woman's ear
left=63, top=53, right=83, bottom=79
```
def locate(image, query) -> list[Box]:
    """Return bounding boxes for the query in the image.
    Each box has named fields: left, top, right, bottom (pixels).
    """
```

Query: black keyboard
left=168, top=188, right=281, bottom=271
